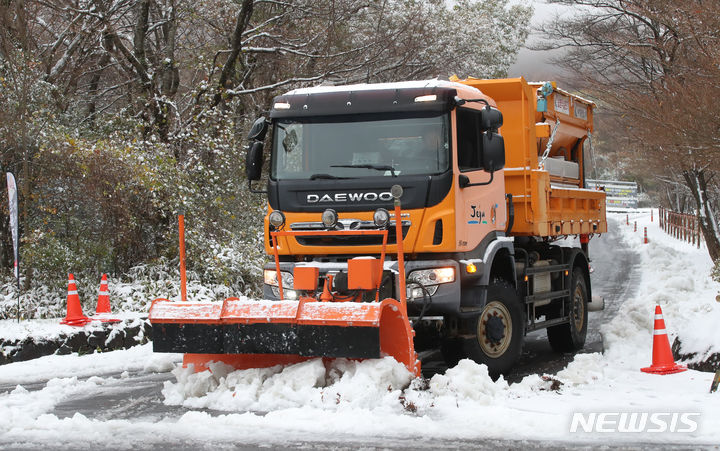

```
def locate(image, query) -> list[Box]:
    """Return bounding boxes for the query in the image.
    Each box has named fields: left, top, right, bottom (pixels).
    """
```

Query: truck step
left=526, top=316, right=570, bottom=332
left=524, top=263, right=571, bottom=275
left=524, top=289, right=570, bottom=304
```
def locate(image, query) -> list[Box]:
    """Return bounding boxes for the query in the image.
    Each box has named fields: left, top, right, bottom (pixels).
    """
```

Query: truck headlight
left=268, top=210, right=285, bottom=228
left=408, top=267, right=455, bottom=285
left=406, top=267, right=455, bottom=299
left=264, top=269, right=293, bottom=287
left=264, top=269, right=297, bottom=300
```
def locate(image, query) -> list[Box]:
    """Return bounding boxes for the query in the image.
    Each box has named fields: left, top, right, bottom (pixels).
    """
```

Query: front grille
left=295, top=226, right=410, bottom=246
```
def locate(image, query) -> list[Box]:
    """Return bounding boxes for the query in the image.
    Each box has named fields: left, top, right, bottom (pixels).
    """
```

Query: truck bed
left=505, top=168, right=606, bottom=236
left=457, top=77, right=607, bottom=237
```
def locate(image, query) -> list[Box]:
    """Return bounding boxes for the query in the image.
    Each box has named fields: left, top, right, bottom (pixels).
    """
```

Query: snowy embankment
left=604, top=210, right=720, bottom=367
left=0, top=314, right=150, bottom=364
left=0, top=210, right=718, bottom=448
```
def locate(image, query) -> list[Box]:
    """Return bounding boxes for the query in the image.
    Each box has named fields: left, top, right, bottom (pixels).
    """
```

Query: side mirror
left=247, top=116, right=268, bottom=141
left=479, top=106, right=503, bottom=130
left=246, top=141, right=264, bottom=181
left=482, top=132, right=505, bottom=172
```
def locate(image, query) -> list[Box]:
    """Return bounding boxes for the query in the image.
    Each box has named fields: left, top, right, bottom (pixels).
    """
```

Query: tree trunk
left=213, top=0, right=254, bottom=109
left=683, top=169, right=720, bottom=262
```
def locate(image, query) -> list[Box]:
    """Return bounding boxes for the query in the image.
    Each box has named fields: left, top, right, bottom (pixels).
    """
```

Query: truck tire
left=462, top=280, right=523, bottom=379
left=440, top=336, right=462, bottom=368
left=547, top=267, right=588, bottom=352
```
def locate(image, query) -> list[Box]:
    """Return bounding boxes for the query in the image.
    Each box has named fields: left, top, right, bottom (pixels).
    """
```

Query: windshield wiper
left=330, top=164, right=397, bottom=177
left=309, top=173, right=353, bottom=180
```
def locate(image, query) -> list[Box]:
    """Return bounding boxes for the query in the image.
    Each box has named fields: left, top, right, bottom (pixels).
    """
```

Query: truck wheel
left=462, top=280, right=523, bottom=379
left=547, top=267, right=588, bottom=352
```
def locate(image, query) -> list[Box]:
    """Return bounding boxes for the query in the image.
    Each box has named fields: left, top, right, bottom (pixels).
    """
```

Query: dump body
left=458, top=78, right=606, bottom=237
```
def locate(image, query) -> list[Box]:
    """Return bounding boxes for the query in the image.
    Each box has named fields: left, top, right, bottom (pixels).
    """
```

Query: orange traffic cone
left=641, top=305, right=687, bottom=375
left=60, top=274, right=91, bottom=326
left=92, top=273, right=120, bottom=323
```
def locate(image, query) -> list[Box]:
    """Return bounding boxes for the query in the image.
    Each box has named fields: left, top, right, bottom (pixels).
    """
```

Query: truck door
left=454, top=107, right=507, bottom=253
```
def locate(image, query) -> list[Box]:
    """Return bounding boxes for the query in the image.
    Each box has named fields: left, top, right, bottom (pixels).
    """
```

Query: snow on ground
left=0, top=343, right=179, bottom=386
left=0, top=312, right=146, bottom=344
left=0, top=210, right=718, bottom=448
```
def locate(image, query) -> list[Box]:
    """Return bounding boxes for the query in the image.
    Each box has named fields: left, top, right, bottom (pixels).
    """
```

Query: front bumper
left=262, top=258, right=486, bottom=316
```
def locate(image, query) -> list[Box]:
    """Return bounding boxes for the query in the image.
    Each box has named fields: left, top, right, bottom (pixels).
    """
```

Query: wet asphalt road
left=4, top=216, right=659, bottom=450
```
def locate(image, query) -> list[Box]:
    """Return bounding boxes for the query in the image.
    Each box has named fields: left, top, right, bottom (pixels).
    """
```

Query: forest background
left=0, top=0, right=717, bottom=318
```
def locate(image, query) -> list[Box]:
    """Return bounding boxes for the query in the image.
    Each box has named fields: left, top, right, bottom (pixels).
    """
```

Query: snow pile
left=164, top=357, right=416, bottom=412
left=428, top=358, right=508, bottom=402
left=162, top=356, right=597, bottom=417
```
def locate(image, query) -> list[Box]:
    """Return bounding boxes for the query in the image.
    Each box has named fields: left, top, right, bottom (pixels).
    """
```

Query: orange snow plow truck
left=149, top=77, right=607, bottom=378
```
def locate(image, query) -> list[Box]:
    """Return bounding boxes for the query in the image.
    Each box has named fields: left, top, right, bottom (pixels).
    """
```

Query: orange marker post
left=179, top=214, right=187, bottom=302
left=395, top=202, right=407, bottom=316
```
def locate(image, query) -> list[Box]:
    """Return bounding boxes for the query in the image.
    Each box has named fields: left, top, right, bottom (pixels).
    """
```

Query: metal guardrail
left=659, top=206, right=703, bottom=248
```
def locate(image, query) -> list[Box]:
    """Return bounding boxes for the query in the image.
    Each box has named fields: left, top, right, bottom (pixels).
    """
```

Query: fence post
left=682, top=215, right=686, bottom=242
left=673, top=212, right=677, bottom=238
left=660, top=207, right=664, bottom=229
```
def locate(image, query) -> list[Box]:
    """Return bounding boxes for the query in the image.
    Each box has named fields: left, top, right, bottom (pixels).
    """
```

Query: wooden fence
left=659, top=206, right=703, bottom=248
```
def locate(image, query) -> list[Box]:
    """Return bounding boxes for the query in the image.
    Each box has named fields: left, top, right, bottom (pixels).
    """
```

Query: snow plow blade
left=149, top=297, right=420, bottom=376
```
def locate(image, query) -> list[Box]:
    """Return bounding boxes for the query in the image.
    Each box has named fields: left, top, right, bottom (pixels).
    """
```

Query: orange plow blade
left=149, top=297, right=420, bottom=376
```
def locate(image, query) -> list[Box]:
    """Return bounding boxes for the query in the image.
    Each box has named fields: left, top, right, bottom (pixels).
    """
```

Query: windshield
left=271, top=114, right=450, bottom=180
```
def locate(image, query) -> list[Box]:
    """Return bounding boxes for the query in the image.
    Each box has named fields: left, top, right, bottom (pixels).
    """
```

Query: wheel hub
left=485, top=315, right=505, bottom=343
left=478, top=301, right=512, bottom=358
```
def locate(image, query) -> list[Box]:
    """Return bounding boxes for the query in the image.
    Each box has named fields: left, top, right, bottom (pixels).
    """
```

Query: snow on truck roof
left=284, top=79, right=482, bottom=96
left=271, top=79, right=485, bottom=118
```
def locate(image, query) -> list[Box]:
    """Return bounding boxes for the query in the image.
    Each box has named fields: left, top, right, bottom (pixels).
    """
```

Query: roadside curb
left=0, top=319, right=152, bottom=365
